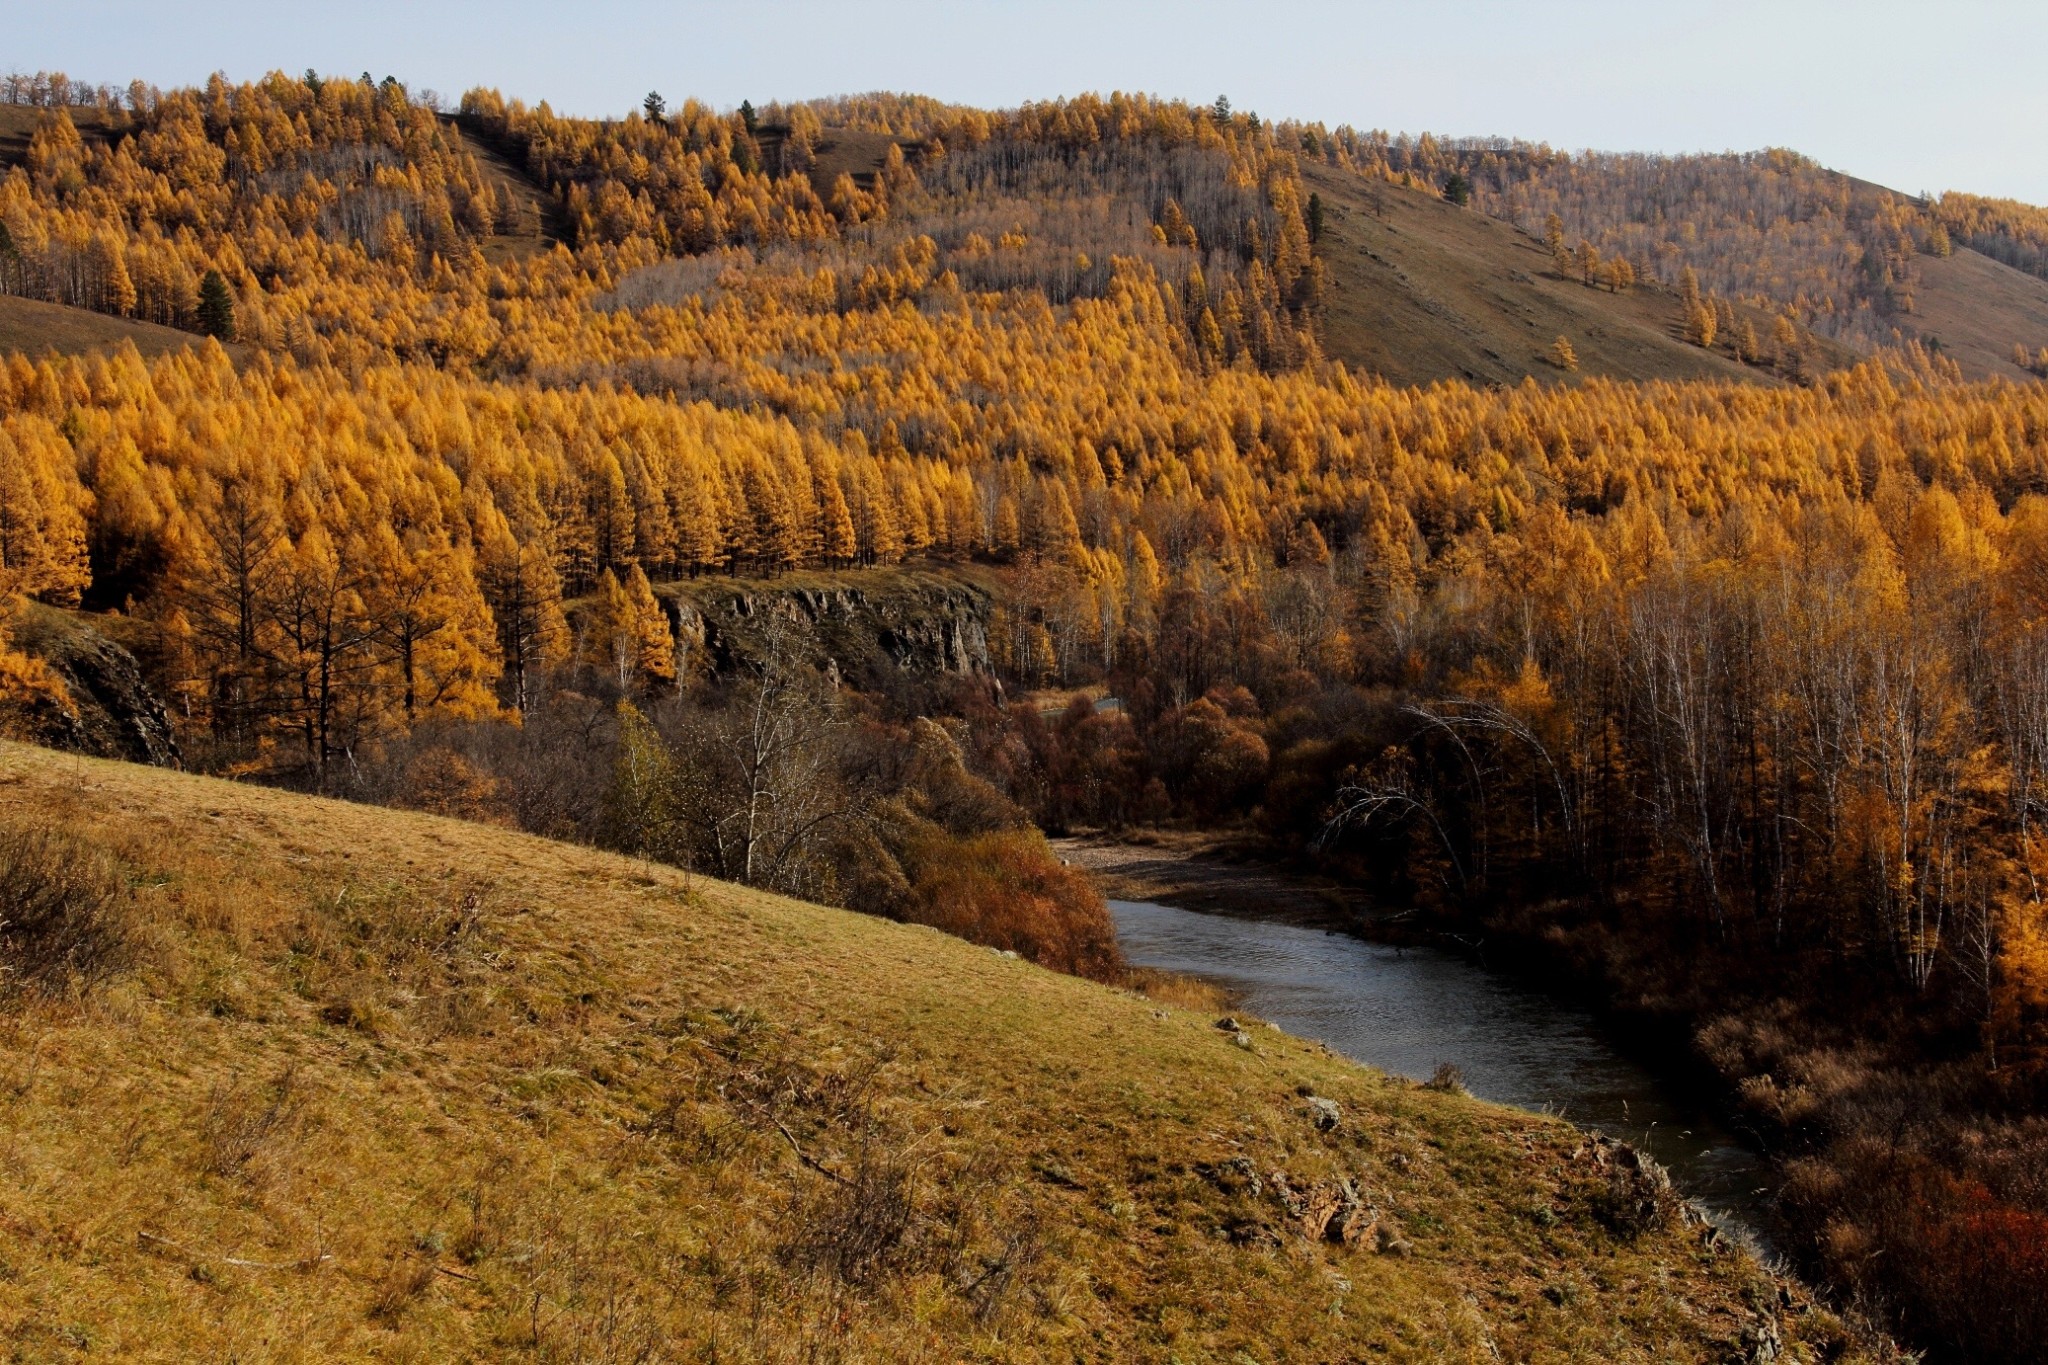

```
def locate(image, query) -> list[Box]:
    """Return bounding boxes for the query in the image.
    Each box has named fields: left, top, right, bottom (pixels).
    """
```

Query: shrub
left=0, top=826, right=132, bottom=998
left=902, top=828, right=1123, bottom=981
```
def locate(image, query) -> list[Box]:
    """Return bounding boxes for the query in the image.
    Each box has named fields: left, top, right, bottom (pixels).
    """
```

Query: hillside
left=1303, top=162, right=1853, bottom=387
left=0, top=741, right=1865, bottom=1361
left=442, top=114, right=570, bottom=262
left=1906, top=242, right=2048, bottom=378
left=0, top=102, right=126, bottom=167
left=0, top=294, right=211, bottom=361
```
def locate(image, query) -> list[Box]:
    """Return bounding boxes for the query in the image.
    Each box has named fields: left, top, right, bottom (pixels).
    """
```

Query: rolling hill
left=0, top=740, right=1868, bottom=1361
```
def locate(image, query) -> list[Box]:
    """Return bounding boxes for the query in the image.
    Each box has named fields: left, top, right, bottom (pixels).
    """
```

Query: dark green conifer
left=196, top=269, right=235, bottom=340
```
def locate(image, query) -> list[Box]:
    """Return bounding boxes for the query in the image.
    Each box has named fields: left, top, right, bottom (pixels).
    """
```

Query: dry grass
left=0, top=295, right=218, bottom=362
left=0, top=740, right=1877, bottom=1361
left=1123, top=965, right=1236, bottom=1015
left=1304, top=162, right=1859, bottom=389
left=0, top=822, right=134, bottom=996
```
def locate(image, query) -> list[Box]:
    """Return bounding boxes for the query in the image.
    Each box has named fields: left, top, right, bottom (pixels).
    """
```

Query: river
left=1110, top=897, right=1772, bottom=1239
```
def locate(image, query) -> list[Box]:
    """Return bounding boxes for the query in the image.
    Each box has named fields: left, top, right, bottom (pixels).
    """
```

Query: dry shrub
left=368, top=1254, right=439, bottom=1324
left=1125, top=966, right=1234, bottom=1014
left=782, top=1134, right=918, bottom=1288
left=688, top=1012, right=1049, bottom=1320
left=1424, top=1061, right=1467, bottom=1094
left=200, top=1066, right=305, bottom=1180
left=0, top=824, right=134, bottom=999
left=902, top=828, right=1123, bottom=981
left=390, top=746, right=508, bottom=824
left=1787, top=1134, right=2048, bottom=1365
left=1580, top=1136, right=1681, bottom=1240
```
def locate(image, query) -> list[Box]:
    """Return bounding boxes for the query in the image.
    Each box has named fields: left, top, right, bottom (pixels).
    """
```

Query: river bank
left=1108, top=894, right=1775, bottom=1236
left=1070, top=835, right=1942, bottom=1360
left=1053, top=832, right=1370, bottom=929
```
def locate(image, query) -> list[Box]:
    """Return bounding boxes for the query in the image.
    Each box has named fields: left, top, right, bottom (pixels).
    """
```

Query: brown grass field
left=0, top=740, right=1879, bottom=1361
left=0, top=295, right=214, bottom=362
left=1906, top=242, right=2048, bottom=379
left=1305, top=162, right=1864, bottom=389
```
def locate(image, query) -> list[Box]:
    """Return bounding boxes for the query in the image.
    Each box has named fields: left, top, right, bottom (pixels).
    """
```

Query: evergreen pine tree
left=196, top=269, right=235, bottom=340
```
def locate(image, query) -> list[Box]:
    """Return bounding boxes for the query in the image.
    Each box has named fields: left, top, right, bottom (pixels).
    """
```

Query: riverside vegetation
left=1, top=68, right=2046, bottom=1359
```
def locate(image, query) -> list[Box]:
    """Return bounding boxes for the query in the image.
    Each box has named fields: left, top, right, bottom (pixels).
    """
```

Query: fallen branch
left=138, top=1229, right=332, bottom=1271
left=397, top=1247, right=482, bottom=1282
left=772, top=1116, right=850, bottom=1185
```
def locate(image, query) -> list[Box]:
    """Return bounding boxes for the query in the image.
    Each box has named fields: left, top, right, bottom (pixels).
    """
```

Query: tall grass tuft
left=0, top=825, right=132, bottom=999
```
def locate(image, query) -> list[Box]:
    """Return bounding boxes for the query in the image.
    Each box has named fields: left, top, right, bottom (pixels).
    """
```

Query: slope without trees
left=441, top=114, right=569, bottom=262
left=1303, top=162, right=1850, bottom=387
left=0, top=102, right=128, bottom=168
left=0, top=293, right=214, bottom=360
left=1906, top=243, right=2048, bottom=379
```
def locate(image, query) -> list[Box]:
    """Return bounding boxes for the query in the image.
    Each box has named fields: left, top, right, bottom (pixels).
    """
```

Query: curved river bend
left=1111, top=898, right=1770, bottom=1238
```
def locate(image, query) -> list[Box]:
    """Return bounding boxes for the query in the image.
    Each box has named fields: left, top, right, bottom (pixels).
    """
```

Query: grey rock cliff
left=9, top=608, right=179, bottom=767
left=663, top=573, right=993, bottom=686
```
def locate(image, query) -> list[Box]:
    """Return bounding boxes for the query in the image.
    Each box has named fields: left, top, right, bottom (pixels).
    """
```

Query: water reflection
left=1111, top=898, right=1770, bottom=1236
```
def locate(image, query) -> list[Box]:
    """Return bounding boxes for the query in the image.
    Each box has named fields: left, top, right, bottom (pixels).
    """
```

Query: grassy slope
left=0, top=741, right=1867, bottom=1362
left=1909, top=245, right=2048, bottom=379
left=749, top=125, right=918, bottom=199
left=0, top=104, right=127, bottom=168
left=442, top=116, right=569, bottom=264
left=0, top=295, right=213, bottom=362
left=1305, top=163, right=1857, bottom=389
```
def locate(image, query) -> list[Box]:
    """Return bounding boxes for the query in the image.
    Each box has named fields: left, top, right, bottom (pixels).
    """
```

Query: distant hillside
left=0, top=294, right=211, bottom=360
left=0, top=101, right=127, bottom=166
left=0, top=741, right=1867, bottom=1360
left=442, top=114, right=570, bottom=261
left=1353, top=136, right=2048, bottom=377
left=1907, top=239, right=2048, bottom=378
left=1302, top=162, right=1851, bottom=387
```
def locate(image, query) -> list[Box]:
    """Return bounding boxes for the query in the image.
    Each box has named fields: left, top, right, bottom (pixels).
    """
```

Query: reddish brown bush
left=902, top=829, right=1122, bottom=982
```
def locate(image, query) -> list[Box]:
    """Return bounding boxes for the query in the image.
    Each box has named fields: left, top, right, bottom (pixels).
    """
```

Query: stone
left=1741, top=1313, right=1783, bottom=1364
left=8, top=608, right=178, bottom=766
left=1305, top=1096, right=1342, bottom=1132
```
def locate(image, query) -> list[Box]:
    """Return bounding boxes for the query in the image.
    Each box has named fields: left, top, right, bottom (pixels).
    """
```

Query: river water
left=1110, top=897, right=1772, bottom=1237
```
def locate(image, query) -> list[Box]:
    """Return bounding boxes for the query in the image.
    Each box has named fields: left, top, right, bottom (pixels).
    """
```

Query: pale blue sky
left=15, top=1, right=2047, bottom=202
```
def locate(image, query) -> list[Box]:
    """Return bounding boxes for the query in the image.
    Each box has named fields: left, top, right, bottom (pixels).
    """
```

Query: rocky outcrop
left=663, top=572, right=994, bottom=687
left=8, top=607, right=179, bottom=766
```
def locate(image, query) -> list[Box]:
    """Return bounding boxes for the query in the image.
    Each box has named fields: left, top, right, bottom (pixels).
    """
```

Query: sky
left=14, top=0, right=2048, bottom=203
